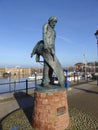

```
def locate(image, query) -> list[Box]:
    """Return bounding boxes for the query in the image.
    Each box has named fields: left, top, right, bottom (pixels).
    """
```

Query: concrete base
left=32, top=86, right=70, bottom=130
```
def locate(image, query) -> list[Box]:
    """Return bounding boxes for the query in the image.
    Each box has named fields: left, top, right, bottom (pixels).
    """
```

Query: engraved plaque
left=57, top=106, right=66, bottom=116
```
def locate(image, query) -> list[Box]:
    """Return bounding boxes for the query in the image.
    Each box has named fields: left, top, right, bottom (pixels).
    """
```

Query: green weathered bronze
left=31, top=16, right=65, bottom=88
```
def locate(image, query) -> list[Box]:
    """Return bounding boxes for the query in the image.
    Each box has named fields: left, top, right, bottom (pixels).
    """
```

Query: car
left=51, top=76, right=58, bottom=84
left=91, top=73, right=97, bottom=80
left=87, top=73, right=92, bottom=78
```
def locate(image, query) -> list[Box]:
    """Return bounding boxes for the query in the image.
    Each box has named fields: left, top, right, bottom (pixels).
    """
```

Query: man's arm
left=43, top=24, right=50, bottom=50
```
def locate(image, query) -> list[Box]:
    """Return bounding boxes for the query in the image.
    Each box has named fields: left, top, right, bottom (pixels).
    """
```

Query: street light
left=94, top=30, right=98, bottom=85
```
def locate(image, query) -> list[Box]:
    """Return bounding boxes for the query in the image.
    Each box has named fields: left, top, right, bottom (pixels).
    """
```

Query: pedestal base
left=32, top=87, right=70, bottom=130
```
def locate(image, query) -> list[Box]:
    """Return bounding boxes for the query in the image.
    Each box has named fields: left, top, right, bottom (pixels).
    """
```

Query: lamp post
left=94, top=30, right=98, bottom=85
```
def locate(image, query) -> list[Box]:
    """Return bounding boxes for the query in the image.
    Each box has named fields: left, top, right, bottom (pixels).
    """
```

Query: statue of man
left=31, top=16, right=65, bottom=88
left=42, top=16, right=57, bottom=87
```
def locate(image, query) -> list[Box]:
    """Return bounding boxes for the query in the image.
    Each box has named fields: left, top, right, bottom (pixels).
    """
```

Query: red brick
left=39, top=93, right=46, bottom=98
left=42, top=98, right=49, bottom=105
left=33, top=90, right=69, bottom=130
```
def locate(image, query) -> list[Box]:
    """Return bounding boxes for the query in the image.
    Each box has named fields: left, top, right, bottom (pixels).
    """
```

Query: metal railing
left=0, top=79, right=36, bottom=95
left=0, top=75, right=95, bottom=95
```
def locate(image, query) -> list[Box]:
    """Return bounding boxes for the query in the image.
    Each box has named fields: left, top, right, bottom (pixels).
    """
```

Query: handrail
left=0, top=80, right=32, bottom=85
left=0, top=79, right=36, bottom=95
left=0, top=81, right=28, bottom=85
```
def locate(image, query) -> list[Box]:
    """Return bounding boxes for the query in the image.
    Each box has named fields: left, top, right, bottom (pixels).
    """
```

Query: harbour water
left=0, top=76, right=41, bottom=94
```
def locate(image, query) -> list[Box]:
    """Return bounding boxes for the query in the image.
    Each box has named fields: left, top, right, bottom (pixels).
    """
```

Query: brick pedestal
left=32, top=87, right=70, bottom=130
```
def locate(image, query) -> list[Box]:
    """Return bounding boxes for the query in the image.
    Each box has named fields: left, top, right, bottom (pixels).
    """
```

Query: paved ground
left=67, top=81, right=98, bottom=122
left=0, top=80, right=98, bottom=129
left=0, top=90, right=34, bottom=121
left=67, top=81, right=98, bottom=130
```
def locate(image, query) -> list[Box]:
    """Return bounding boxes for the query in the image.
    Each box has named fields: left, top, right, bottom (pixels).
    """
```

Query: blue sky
left=0, top=0, right=98, bottom=68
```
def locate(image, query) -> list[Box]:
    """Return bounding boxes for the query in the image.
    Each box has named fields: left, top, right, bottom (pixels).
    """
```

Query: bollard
left=74, top=72, right=76, bottom=82
left=64, top=70, right=70, bottom=89
left=26, top=79, right=28, bottom=95
left=8, top=77, right=11, bottom=92
left=77, top=72, right=79, bottom=84
left=35, top=72, right=37, bottom=87
left=14, top=81, right=16, bottom=93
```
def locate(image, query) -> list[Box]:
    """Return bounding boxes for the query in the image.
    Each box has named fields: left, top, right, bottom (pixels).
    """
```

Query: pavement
left=67, top=81, right=98, bottom=122
left=0, top=80, right=98, bottom=124
left=0, top=89, right=34, bottom=121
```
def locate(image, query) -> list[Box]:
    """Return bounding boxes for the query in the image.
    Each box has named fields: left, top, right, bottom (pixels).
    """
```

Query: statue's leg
left=43, top=52, right=65, bottom=87
left=49, top=66, right=53, bottom=84
left=42, top=62, right=50, bottom=87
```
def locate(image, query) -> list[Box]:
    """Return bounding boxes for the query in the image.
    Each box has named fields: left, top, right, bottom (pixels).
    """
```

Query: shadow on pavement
left=0, top=123, right=2, bottom=130
left=14, top=92, right=34, bottom=125
left=74, top=87, right=98, bottom=94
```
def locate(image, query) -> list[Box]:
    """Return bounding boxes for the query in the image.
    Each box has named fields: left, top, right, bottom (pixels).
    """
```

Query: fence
left=0, top=79, right=37, bottom=95
left=0, top=75, right=95, bottom=95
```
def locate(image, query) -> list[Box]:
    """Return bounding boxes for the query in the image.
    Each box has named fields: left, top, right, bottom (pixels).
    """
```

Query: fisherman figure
left=31, top=16, right=65, bottom=88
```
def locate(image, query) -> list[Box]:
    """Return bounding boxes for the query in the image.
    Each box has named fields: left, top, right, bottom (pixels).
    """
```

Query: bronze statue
left=31, top=16, right=65, bottom=88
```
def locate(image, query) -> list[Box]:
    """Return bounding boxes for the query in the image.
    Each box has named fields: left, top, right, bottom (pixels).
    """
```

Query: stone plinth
left=32, top=87, right=70, bottom=130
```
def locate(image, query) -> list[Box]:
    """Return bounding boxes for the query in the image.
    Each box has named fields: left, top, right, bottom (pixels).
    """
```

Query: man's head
left=48, top=16, right=57, bottom=23
left=48, top=16, right=57, bottom=28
